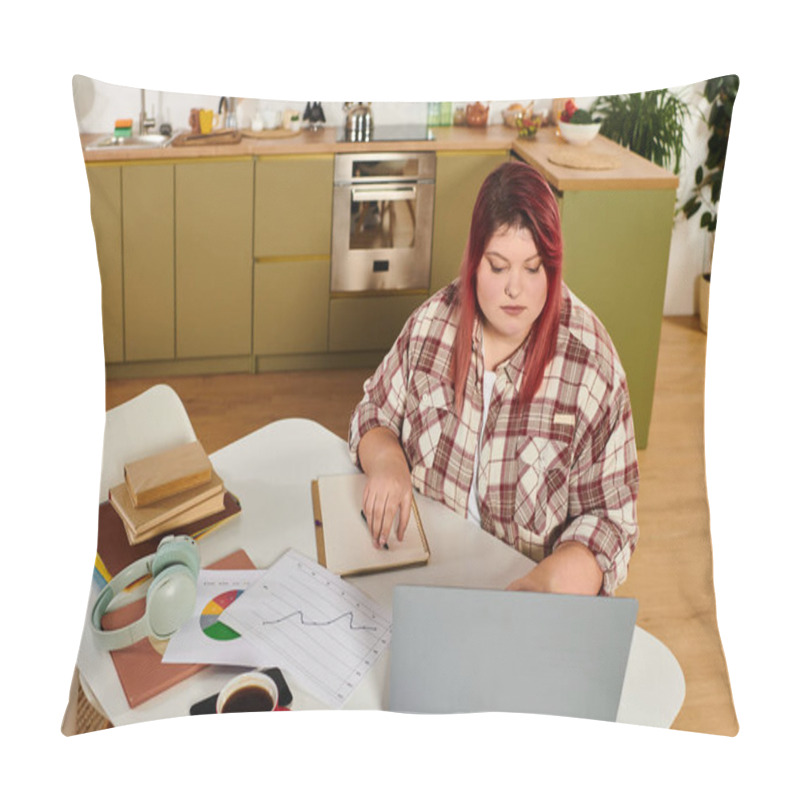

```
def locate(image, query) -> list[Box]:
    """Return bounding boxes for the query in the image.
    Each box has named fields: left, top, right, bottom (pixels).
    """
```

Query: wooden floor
left=104, top=315, right=738, bottom=736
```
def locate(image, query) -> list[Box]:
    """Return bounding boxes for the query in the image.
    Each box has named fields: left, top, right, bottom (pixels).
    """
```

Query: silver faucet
left=139, top=88, right=156, bottom=135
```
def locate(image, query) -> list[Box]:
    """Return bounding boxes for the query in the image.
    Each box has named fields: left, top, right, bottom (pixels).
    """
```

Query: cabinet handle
left=351, top=185, right=417, bottom=203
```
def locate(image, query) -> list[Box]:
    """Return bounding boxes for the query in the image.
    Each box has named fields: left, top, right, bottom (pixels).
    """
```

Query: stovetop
left=337, top=124, right=434, bottom=143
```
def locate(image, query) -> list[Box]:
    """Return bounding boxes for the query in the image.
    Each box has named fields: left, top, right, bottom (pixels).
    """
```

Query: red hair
left=452, top=161, right=563, bottom=413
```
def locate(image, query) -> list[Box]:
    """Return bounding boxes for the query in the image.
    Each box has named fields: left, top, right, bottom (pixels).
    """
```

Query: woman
left=348, top=161, right=638, bottom=596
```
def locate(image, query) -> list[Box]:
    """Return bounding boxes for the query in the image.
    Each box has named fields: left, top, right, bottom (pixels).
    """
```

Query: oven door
left=331, top=155, right=435, bottom=293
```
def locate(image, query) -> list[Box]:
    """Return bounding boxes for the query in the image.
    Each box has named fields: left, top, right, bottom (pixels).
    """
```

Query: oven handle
left=351, top=184, right=417, bottom=202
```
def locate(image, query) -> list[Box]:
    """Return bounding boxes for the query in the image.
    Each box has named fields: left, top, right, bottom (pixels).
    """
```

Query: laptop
left=388, top=585, right=638, bottom=722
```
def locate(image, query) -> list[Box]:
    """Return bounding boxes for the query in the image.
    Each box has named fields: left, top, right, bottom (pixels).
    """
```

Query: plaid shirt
left=349, top=281, right=639, bottom=595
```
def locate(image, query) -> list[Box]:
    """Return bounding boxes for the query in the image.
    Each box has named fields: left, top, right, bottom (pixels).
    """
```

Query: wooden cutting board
left=241, top=128, right=303, bottom=139
left=171, top=129, right=243, bottom=147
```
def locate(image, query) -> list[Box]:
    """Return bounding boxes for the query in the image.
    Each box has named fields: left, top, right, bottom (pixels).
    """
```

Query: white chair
left=97, top=384, right=197, bottom=502
left=65, top=384, right=197, bottom=735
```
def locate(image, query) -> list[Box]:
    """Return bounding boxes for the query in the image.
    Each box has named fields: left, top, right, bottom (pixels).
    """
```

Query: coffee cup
left=199, top=109, right=219, bottom=135
left=189, top=108, right=201, bottom=134
left=216, top=671, right=279, bottom=714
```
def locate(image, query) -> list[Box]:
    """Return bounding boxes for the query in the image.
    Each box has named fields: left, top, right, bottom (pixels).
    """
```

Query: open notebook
left=311, top=473, right=430, bottom=577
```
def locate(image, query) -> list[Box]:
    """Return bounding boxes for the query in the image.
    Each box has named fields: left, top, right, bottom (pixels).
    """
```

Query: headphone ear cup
left=151, top=535, right=200, bottom=580
left=146, top=563, right=198, bottom=639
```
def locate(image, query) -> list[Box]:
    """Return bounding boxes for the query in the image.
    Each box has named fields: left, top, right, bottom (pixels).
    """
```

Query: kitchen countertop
left=82, top=125, right=678, bottom=192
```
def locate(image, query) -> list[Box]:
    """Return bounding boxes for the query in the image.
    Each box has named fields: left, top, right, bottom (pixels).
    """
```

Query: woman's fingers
left=364, top=485, right=390, bottom=547
left=396, top=492, right=412, bottom=542
left=363, top=479, right=410, bottom=547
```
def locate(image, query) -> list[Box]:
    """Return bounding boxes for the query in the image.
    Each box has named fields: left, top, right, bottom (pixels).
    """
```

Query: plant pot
left=698, top=273, right=710, bottom=333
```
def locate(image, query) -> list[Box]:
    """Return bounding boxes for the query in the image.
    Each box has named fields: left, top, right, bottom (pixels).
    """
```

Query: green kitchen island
left=511, top=130, right=679, bottom=448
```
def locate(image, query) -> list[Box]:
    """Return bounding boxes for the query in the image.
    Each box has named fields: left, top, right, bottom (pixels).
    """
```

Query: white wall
left=73, top=76, right=717, bottom=316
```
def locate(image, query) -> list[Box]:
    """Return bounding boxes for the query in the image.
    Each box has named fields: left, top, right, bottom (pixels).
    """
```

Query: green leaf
left=683, top=198, right=701, bottom=219
left=695, top=166, right=704, bottom=186
left=723, top=74, right=740, bottom=96
left=711, top=174, right=723, bottom=204
left=705, top=77, right=722, bottom=102
left=569, top=108, right=593, bottom=124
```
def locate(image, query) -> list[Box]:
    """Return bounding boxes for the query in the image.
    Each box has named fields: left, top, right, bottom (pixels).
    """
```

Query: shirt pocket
left=401, top=373, right=452, bottom=470
left=514, top=436, right=570, bottom=543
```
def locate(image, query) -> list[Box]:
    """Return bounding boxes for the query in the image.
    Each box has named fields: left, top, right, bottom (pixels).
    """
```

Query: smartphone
left=189, top=667, right=293, bottom=714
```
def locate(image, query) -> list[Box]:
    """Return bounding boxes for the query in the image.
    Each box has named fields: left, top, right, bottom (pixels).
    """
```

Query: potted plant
left=590, top=88, right=690, bottom=174
left=681, top=75, right=739, bottom=332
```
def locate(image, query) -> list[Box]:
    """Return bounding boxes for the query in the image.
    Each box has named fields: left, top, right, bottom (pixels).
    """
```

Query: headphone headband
left=91, top=535, right=200, bottom=651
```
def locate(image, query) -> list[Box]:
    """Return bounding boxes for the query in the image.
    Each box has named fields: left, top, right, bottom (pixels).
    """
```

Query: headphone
left=91, top=535, right=200, bottom=651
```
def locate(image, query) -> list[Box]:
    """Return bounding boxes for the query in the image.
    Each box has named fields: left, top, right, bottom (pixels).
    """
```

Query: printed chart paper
left=219, top=549, right=392, bottom=708
left=163, top=570, right=266, bottom=666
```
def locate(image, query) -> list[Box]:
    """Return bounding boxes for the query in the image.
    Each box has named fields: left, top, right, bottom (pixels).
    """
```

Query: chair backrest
left=98, top=384, right=197, bottom=502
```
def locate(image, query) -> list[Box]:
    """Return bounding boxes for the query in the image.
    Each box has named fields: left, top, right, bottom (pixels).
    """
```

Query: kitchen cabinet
left=329, top=294, right=425, bottom=353
left=86, top=165, right=123, bottom=363
left=430, top=150, right=509, bottom=293
left=254, top=258, right=329, bottom=355
left=253, top=155, right=334, bottom=360
left=254, top=155, right=334, bottom=257
left=175, top=158, right=254, bottom=359
left=121, top=163, right=174, bottom=361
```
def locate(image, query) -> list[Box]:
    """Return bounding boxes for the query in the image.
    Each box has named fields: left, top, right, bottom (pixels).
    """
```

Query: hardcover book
left=109, top=469, right=225, bottom=544
left=124, top=440, right=213, bottom=507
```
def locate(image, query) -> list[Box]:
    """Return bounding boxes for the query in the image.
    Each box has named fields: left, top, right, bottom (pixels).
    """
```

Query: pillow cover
left=66, top=75, right=738, bottom=737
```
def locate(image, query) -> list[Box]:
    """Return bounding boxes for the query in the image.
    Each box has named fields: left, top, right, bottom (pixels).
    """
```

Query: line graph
left=218, top=549, right=392, bottom=708
left=260, top=610, right=378, bottom=632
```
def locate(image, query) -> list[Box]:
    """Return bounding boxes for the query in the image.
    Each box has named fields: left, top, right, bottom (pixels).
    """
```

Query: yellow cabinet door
left=122, top=163, right=175, bottom=361
left=430, top=151, right=508, bottom=293
left=329, top=294, right=426, bottom=352
left=86, top=165, right=123, bottom=363
left=254, top=258, right=330, bottom=355
left=254, top=155, right=334, bottom=258
left=175, top=159, right=254, bottom=359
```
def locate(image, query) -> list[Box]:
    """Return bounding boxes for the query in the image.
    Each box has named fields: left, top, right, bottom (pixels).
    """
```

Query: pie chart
left=200, top=589, right=243, bottom=641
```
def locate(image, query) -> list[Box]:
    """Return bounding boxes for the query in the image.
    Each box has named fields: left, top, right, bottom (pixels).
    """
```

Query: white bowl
left=558, top=120, right=601, bottom=146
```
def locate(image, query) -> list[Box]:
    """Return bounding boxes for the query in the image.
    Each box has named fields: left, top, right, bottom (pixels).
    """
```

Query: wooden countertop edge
left=81, top=126, right=679, bottom=191
left=511, top=130, right=679, bottom=191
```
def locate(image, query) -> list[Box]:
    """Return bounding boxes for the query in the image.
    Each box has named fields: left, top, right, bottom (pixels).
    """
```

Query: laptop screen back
left=389, top=585, right=638, bottom=722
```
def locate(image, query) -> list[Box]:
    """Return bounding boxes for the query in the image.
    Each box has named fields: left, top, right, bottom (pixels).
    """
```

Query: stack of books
left=109, top=441, right=229, bottom=546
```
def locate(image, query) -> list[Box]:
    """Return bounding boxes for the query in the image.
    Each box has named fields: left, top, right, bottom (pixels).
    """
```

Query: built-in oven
left=331, top=152, right=436, bottom=292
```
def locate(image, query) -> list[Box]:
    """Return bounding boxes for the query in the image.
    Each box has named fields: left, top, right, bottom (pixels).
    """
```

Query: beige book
left=312, top=473, right=430, bottom=577
left=109, top=469, right=224, bottom=541
left=124, top=440, right=213, bottom=507
left=119, top=490, right=228, bottom=545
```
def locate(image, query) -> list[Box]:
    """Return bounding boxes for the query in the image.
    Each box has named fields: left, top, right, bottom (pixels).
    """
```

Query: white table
left=77, top=419, right=685, bottom=727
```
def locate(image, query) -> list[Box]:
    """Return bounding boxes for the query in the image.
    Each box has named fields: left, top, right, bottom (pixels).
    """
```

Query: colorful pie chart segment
left=201, top=589, right=243, bottom=641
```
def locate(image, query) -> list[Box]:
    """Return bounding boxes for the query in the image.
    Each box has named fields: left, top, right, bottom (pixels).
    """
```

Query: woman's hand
left=357, top=427, right=413, bottom=549
left=506, top=542, right=603, bottom=595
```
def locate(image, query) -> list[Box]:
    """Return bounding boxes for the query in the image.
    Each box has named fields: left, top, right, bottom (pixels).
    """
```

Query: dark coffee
left=220, top=685, right=276, bottom=713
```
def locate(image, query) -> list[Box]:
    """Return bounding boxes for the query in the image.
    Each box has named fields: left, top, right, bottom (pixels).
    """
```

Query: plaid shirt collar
left=471, top=315, right=532, bottom=392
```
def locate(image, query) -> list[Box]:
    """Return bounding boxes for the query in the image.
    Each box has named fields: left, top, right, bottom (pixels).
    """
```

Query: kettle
left=343, top=102, right=373, bottom=139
